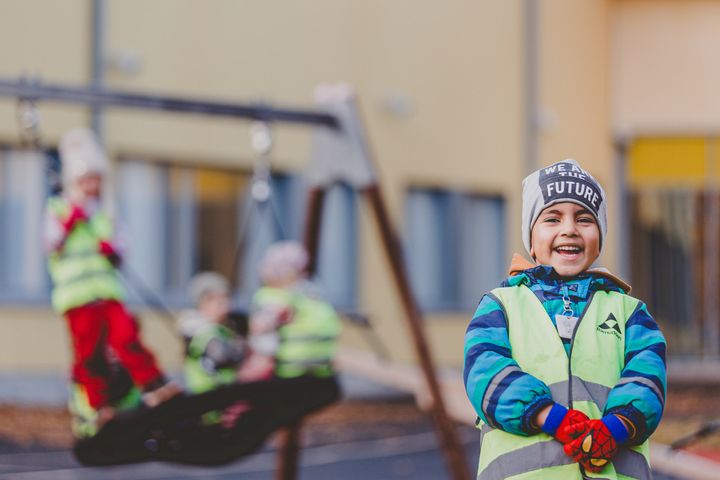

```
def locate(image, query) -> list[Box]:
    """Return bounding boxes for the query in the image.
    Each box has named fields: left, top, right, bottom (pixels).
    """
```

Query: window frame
left=404, top=186, right=506, bottom=314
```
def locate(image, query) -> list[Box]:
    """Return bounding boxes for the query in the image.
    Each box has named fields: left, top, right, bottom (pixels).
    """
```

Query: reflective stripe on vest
left=184, top=324, right=238, bottom=394
left=254, top=286, right=341, bottom=378
left=68, top=382, right=142, bottom=438
left=475, top=285, right=651, bottom=480
left=47, top=197, right=123, bottom=313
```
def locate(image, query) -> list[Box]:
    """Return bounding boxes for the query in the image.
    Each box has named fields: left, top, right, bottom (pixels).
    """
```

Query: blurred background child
left=179, top=271, right=249, bottom=394
left=44, top=128, right=181, bottom=431
left=249, top=241, right=342, bottom=381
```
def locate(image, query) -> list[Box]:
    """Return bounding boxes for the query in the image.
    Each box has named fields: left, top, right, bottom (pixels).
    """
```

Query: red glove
left=564, top=416, right=629, bottom=473
left=277, top=307, right=294, bottom=325
left=98, top=240, right=121, bottom=267
left=61, top=205, right=87, bottom=233
left=540, top=403, right=590, bottom=444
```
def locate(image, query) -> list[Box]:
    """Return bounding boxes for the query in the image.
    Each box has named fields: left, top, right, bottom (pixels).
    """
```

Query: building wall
left=612, top=0, right=720, bottom=135
left=0, top=0, right=89, bottom=138
left=611, top=0, right=720, bottom=360
left=538, top=0, right=615, bottom=271
left=0, top=1, right=614, bottom=372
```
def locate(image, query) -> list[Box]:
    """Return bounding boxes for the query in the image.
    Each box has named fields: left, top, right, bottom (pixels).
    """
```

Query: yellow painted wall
left=0, top=1, right=615, bottom=372
left=342, top=1, right=526, bottom=366
left=537, top=0, right=616, bottom=272
left=0, top=0, right=89, bottom=139
left=628, top=137, right=720, bottom=188
left=612, top=0, right=720, bottom=135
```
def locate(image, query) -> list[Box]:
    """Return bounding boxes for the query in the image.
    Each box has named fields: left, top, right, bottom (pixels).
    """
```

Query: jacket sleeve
left=464, top=294, right=554, bottom=435
left=44, top=206, right=66, bottom=253
left=203, top=337, right=247, bottom=371
left=604, top=301, right=667, bottom=444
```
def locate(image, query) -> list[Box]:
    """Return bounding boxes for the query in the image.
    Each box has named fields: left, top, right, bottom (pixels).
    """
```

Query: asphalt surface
left=0, top=430, right=478, bottom=480
left=0, top=373, right=686, bottom=479
left=0, top=431, right=683, bottom=480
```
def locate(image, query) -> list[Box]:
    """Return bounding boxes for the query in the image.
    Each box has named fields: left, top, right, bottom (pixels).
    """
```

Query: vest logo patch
left=597, top=313, right=622, bottom=338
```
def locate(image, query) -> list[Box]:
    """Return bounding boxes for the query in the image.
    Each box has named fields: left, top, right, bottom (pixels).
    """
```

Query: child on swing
left=464, top=159, right=666, bottom=479
left=45, top=128, right=181, bottom=433
left=249, top=241, right=342, bottom=380
left=179, top=271, right=261, bottom=394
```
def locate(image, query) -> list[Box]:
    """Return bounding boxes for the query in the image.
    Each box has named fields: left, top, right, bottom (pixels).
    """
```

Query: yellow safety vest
left=253, top=286, right=341, bottom=379
left=476, top=285, right=651, bottom=480
left=68, top=382, right=142, bottom=438
left=184, top=323, right=240, bottom=394
left=47, top=197, right=123, bottom=314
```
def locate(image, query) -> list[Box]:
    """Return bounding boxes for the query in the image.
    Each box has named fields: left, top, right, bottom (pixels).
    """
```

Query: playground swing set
left=0, top=77, right=473, bottom=480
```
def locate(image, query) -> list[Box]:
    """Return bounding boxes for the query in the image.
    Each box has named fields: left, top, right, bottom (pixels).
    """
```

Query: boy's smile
left=530, top=202, right=600, bottom=277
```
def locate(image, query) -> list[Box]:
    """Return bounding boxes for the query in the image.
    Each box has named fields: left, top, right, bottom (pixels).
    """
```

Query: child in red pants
left=45, top=128, right=181, bottom=429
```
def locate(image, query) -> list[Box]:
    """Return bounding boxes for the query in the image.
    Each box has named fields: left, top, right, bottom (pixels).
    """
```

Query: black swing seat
left=73, top=375, right=341, bottom=466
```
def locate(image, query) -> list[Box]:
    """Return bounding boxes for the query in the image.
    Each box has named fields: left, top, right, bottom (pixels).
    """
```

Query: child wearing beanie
left=44, top=128, right=181, bottom=435
left=248, top=241, right=342, bottom=380
left=179, top=272, right=252, bottom=394
left=463, top=159, right=666, bottom=479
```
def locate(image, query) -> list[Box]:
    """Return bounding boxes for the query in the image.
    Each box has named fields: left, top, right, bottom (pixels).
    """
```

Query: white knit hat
left=521, top=159, right=607, bottom=255
left=189, top=271, right=230, bottom=305
left=59, top=127, right=108, bottom=185
left=260, top=241, right=309, bottom=286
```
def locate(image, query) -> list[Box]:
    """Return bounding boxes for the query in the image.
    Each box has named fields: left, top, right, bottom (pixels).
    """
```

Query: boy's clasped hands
left=541, top=403, right=630, bottom=473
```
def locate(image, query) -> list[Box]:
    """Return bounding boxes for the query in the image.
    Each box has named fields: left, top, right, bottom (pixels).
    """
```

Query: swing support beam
left=0, top=77, right=340, bottom=129
left=0, top=76, right=470, bottom=480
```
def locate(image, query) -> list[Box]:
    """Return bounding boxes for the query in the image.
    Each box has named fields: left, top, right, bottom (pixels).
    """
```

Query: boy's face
left=530, top=202, right=600, bottom=277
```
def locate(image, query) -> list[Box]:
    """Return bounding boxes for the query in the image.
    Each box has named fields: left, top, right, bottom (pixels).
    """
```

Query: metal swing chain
left=249, top=120, right=273, bottom=204
left=231, top=120, right=288, bottom=288
left=248, top=120, right=288, bottom=239
left=16, top=97, right=42, bottom=150
left=16, top=96, right=64, bottom=194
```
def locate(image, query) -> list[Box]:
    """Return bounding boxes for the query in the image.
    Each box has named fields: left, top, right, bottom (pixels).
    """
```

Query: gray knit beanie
left=521, top=159, right=607, bottom=256
left=189, top=271, right=230, bottom=305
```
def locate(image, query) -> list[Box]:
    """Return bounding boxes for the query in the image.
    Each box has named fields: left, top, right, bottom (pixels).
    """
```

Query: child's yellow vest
left=253, top=286, right=341, bottom=379
left=46, top=197, right=123, bottom=314
left=476, top=285, right=651, bottom=480
left=184, top=324, right=240, bottom=394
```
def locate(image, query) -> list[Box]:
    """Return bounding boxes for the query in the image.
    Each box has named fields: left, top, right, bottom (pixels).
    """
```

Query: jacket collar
left=506, top=253, right=631, bottom=294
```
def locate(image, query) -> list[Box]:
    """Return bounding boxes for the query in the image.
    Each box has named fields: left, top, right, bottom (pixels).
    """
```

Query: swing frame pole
left=362, top=184, right=472, bottom=480
left=301, top=183, right=472, bottom=480
left=304, top=90, right=472, bottom=480
left=0, top=77, right=340, bottom=129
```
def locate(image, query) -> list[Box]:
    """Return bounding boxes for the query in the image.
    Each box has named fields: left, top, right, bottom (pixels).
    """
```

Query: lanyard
left=561, top=284, right=574, bottom=316
left=556, top=284, right=578, bottom=340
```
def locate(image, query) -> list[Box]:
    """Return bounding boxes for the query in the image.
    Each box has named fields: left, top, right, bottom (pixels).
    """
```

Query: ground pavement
left=0, top=372, right=710, bottom=479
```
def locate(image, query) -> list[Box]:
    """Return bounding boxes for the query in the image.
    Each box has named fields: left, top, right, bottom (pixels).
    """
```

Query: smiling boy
left=530, top=202, right=599, bottom=277
left=463, top=159, right=666, bottom=479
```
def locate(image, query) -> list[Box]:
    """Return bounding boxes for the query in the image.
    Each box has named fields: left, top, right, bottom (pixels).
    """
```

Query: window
left=0, top=149, right=358, bottom=311
left=629, top=189, right=698, bottom=357
left=405, top=188, right=505, bottom=312
left=117, top=160, right=252, bottom=306
left=116, top=160, right=358, bottom=309
left=236, top=173, right=298, bottom=304
left=626, top=137, right=720, bottom=360
left=0, top=149, right=51, bottom=302
left=237, top=178, right=358, bottom=309
left=315, top=183, right=358, bottom=310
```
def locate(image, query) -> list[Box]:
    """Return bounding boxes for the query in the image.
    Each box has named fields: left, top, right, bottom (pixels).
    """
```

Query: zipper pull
left=561, top=284, right=573, bottom=316
left=556, top=283, right=579, bottom=341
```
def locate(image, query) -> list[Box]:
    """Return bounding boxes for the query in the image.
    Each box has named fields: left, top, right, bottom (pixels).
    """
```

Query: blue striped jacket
left=463, top=262, right=667, bottom=444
